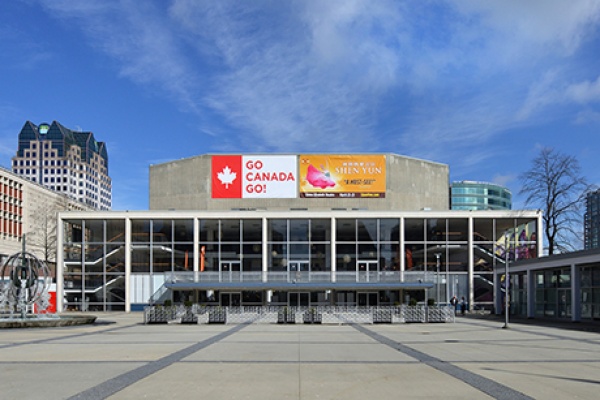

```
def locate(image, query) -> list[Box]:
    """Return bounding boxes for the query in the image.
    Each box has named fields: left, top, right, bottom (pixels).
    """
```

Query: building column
left=468, top=216, right=474, bottom=312
left=56, top=214, right=64, bottom=312
left=125, top=217, right=131, bottom=312
left=493, top=268, right=500, bottom=315
left=193, top=217, right=199, bottom=280
left=571, top=263, right=581, bottom=322
left=536, top=212, right=543, bottom=257
left=262, top=217, right=268, bottom=283
left=527, top=269, right=535, bottom=318
left=262, top=217, right=270, bottom=304
left=399, top=217, right=405, bottom=282
left=331, top=217, right=336, bottom=283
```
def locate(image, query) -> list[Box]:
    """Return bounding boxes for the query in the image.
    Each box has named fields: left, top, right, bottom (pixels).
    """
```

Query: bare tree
left=26, top=196, right=68, bottom=272
left=519, top=147, right=590, bottom=255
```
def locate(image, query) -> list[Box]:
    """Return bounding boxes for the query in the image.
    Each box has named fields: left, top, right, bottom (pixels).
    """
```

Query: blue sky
left=1, top=0, right=599, bottom=211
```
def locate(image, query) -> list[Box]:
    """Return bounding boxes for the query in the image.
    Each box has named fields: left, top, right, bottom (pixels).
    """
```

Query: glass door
left=288, top=260, right=310, bottom=282
left=289, top=292, right=310, bottom=307
left=220, top=292, right=242, bottom=307
left=358, top=292, right=378, bottom=306
left=557, top=288, right=571, bottom=318
left=220, top=261, right=241, bottom=282
left=357, top=261, right=378, bottom=282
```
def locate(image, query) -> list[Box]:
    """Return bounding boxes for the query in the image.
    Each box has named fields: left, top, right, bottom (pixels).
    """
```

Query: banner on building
left=212, top=155, right=297, bottom=198
left=299, top=155, right=386, bottom=198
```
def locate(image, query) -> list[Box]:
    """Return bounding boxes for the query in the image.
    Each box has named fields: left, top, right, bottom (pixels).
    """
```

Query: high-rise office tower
left=12, top=121, right=112, bottom=210
left=585, top=189, right=600, bottom=250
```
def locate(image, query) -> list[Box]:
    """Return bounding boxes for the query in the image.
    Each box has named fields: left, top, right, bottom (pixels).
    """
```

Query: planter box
left=208, top=310, right=226, bottom=324
left=146, top=307, right=169, bottom=324
left=373, top=309, right=392, bottom=324
left=196, top=312, right=209, bottom=324
left=181, top=306, right=198, bottom=324
left=277, top=311, right=295, bottom=324
left=303, top=312, right=323, bottom=324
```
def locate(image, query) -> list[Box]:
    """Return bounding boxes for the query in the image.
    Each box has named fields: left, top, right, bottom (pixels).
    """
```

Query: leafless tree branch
left=519, top=147, right=590, bottom=255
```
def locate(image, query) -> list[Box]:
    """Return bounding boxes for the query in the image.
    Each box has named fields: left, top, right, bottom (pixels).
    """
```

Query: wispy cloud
left=37, top=0, right=600, bottom=167
left=41, top=0, right=200, bottom=112
left=566, top=76, right=600, bottom=103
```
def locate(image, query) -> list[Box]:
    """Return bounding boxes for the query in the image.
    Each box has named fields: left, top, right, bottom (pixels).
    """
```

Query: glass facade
left=59, top=211, right=540, bottom=312
left=585, top=189, right=600, bottom=250
left=504, top=249, right=600, bottom=322
left=450, top=181, right=512, bottom=211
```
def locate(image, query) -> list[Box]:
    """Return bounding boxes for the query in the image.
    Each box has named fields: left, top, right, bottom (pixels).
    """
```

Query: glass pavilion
left=57, top=210, right=542, bottom=312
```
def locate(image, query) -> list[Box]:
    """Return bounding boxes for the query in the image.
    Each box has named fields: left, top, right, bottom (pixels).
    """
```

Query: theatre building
left=56, top=154, right=542, bottom=312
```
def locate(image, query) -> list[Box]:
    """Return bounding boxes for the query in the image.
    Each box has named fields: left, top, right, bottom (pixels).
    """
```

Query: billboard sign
left=212, top=155, right=297, bottom=198
left=299, top=155, right=386, bottom=198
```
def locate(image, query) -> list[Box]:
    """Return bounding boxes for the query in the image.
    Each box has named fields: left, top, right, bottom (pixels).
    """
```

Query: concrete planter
left=208, top=309, right=226, bottom=324
left=303, top=311, right=322, bottom=324
left=277, top=310, right=295, bottom=324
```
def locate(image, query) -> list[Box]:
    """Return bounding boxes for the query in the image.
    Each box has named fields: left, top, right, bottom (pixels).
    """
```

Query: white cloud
left=168, top=0, right=406, bottom=151
left=35, top=0, right=600, bottom=161
left=517, top=70, right=564, bottom=120
left=492, top=174, right=517, bottom=188
left=453, top=0, right=600, bottom=57
left=574, top=109, right=600, bottom=124
left=566, top=76, right=600, bottom=103
left=41, top=0, right=200, bottom=112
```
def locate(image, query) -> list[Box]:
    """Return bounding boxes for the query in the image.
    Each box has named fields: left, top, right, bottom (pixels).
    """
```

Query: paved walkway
left=1, top=313, right=599, bottom=399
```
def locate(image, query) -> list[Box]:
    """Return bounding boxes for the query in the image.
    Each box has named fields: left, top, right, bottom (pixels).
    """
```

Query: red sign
left=212, top=155, right=242, bottom=198
left=212, top=155, right=298, bottom=199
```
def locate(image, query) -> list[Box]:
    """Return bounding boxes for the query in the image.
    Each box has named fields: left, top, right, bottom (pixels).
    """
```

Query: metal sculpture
left=0, top=251, right=52, bottom=319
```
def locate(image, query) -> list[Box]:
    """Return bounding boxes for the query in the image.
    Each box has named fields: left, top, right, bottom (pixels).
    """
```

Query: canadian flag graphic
left=212, top=155, right=242, bottom=198
left=212, top=155, right=298, bottom=199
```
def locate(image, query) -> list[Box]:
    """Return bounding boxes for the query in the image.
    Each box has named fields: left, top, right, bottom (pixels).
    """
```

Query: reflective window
left=405, top=219, right=425, bottom=241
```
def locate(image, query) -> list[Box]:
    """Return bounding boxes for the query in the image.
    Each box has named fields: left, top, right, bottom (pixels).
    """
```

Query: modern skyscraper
left=12, top=121, right=111, bottom=210
left=585, top=189, right=600, bottom=250
left=450, top=181, right=512, bottom=211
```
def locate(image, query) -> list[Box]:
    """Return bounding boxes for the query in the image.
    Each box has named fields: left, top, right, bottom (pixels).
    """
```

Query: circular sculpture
left=0, top=251, right=52, bottom=318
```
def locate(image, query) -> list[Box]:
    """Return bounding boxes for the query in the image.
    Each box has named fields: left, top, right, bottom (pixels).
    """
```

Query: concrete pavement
left=1, top=313, right=599, bottom=399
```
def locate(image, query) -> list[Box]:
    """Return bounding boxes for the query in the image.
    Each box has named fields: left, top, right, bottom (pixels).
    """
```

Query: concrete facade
left=0, top=167, right=92, bottom=269
left=149, top=154, right=449, bottom=211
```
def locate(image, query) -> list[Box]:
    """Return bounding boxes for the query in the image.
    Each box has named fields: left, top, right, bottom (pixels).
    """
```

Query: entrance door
left=358, top=292, right=378, bottom=306
left=288, top=261, right=310, bottom=282
left=557, top=288, right=571, bottom=318
left=357, top=261, right=378, bottom=282
left=220, top=292, right=242, bottom=307
left=289, top=292, right=310, bottom=307
left=220, top=261, right=241, bottom=282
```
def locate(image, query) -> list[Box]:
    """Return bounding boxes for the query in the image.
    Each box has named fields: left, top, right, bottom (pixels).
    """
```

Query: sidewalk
left=1, top=312, right=599, bottom=399
left=463, top=312, right=600, bottom=333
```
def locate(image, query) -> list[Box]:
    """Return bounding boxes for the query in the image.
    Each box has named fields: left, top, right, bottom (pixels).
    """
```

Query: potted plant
left=278, top=306, right=295, bottom=324
left=304, top=308, right=322, bottom=324
left=181, top=301, right=197, bottom=324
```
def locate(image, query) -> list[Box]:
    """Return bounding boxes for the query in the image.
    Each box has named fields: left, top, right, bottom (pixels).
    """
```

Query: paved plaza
left=1, top=313, right=599, bottom=399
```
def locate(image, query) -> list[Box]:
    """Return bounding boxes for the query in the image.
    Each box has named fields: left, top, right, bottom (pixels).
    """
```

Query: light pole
left=503, top=237, right=510, bottom=329
left=435, top=253, right=441, bottom=305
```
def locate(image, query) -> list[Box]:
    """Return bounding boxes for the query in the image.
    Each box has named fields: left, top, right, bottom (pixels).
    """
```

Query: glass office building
left=12, top=120, right=112, bottom=210
left=585, top=189, right=600, bottom=250
left=450, top=181, right=512, bottom=211
left=57, top=209, right=541, bottom=312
